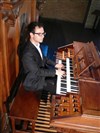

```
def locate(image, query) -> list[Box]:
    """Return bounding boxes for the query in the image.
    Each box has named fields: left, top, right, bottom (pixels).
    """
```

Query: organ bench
left=8, top=84, right=41, bottom=133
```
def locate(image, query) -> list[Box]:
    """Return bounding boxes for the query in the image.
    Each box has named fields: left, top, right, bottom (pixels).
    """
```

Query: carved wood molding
left=0, top=0, right=24, bottom=26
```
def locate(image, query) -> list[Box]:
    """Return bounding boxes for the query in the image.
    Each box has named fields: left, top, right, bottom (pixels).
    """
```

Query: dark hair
left=27, top=21, right=44, bottom=33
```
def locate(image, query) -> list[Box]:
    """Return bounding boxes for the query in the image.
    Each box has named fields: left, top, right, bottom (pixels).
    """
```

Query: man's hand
left=55, top=63, right=65, bottom=69
left=56, top=69, right=66, bottom=77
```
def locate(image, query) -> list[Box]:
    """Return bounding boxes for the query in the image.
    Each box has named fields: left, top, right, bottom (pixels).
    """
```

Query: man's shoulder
left=24, top=42, right=35, bottom=51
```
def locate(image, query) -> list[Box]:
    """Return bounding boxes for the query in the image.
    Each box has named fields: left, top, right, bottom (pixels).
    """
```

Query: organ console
left=9, top=41, right=100, bottom=133
left=50, top=41, right=100, bottom=133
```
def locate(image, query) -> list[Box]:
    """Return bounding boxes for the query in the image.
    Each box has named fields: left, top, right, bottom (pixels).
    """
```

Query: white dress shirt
left=34, top=43, right=43, bottom=59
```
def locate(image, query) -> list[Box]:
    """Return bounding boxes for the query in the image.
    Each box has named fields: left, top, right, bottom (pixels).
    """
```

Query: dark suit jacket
left=22, top=41, right=56, bottom=91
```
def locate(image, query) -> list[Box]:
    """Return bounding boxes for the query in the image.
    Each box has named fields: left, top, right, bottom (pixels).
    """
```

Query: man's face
left=30, top=26, right=45, bottom=44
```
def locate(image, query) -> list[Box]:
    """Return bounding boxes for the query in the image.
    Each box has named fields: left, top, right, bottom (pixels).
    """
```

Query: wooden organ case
left=0, top=0, right=36, bottom=131
left=50, top=41, right=100, bottom=133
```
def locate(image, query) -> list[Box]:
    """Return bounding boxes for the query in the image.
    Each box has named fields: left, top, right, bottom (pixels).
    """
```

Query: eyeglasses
left=34, top=32, right=46, bottom=36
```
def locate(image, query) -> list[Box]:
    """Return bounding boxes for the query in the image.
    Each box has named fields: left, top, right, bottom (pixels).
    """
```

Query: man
left=22, top=21, right=65, bottom=94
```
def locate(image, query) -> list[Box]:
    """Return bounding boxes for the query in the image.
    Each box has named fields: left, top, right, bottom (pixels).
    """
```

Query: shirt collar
left=30, top=40, right=40, bottom=48
left=33, top=43, right=40, bottom=48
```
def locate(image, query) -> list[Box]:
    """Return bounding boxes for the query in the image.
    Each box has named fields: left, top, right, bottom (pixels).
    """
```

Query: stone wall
left=40, top=0, right=100, bottom=29
left=85, top=0, right=100, bottom=28
left=40, top=0, right=88, bottom=23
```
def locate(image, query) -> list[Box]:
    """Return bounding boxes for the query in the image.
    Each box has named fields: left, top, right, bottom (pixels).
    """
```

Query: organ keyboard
left=56, top=41, right=100, bottom=95
left=56, top=58, right=79, bottom=95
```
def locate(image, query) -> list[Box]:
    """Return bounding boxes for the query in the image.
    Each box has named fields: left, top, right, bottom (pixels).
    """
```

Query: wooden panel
left=0, top=0, right=37, bottom=101
left=1, top=19, right=16, bottom=98
left=50, top=115, right=100, bottom=133
left=0, top=52, right=3, bottom=133
left=79, top=79, right=100, bottom=116
left=0, top=14, right=8, bottom=102
left=0, top=52, right=3, bottom=116
left=31, top=0, right=37, bottom=21
left=0, top=0, right=36, bottom=131
left=0, top=51, right=7, bottom=131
